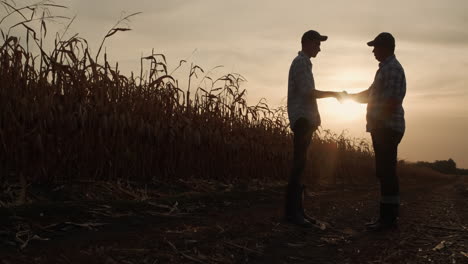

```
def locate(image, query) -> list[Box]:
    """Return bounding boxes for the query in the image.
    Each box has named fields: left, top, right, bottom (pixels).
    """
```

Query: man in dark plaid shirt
left=350, top=32, right=406, bottom=231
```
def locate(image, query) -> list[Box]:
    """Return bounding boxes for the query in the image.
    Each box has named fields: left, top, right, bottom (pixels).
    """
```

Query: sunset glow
left=7, top=0, right=464, bottom=167
left=334, top=99, right=368, bottom=122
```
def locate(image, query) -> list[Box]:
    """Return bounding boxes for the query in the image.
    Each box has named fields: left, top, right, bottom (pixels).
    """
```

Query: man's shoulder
left=390, top=56, right=404, bottom=69
left=292, top=54, right=306, bottom=63
left=382, top=58, right=405, bottom=75
left=291, top=54, right=310, bottom=68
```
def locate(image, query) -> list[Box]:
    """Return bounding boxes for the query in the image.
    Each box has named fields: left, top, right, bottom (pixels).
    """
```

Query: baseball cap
left=367, top=32, right=395, bottom=47
left=301, top=30, right=328, bottom=43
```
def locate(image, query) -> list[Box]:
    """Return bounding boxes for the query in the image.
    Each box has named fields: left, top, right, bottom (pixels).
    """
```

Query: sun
left=336, top=99, right=367, bottom=121
left=320, top=98, right=367, bottom=122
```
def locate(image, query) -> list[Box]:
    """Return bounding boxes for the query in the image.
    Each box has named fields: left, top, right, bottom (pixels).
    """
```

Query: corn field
left=0, top=2, right=375, bottom=187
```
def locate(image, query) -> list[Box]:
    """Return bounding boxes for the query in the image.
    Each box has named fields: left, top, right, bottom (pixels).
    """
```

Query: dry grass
left=0, top=1, right=378, bottom=193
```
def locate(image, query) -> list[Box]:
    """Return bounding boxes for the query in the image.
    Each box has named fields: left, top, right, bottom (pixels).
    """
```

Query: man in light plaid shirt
left=285, top=30, right=345, bottom=227
left=349, top=32, right=406, bottom=231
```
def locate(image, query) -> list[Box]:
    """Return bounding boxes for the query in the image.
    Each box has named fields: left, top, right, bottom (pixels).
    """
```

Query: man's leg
left=285, top=118, right=313, bottom=226
left=379, top=129, right=403, bottom=221
left=367, top=128, right=403, bottom=231
left=366, top=131, right=385, bottom=226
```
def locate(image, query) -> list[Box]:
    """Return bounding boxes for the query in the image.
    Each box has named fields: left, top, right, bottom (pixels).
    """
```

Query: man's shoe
left=303, top=211, right=318, bottom=225
left=284, top=214, right=313, bottom=228
left=298, top=185, right=318, bottom=225
left=366, top=203, right=399, bottom=231
left=365, top=218, right=379, bottom=227
left=366, top=218, right=398, bottom=232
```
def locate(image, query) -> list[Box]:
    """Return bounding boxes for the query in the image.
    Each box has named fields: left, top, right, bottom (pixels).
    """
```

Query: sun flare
left=322, top=99, right=367, bottom=122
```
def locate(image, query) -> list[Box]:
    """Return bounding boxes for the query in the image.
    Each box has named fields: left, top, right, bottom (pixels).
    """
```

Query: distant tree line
left=416, top=158, right=468, bottom=175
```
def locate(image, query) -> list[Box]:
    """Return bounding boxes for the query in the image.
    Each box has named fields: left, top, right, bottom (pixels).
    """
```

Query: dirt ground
left=0, top=174, right=467, bottom=264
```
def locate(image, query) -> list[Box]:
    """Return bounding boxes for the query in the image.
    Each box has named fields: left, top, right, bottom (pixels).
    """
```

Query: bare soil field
left=1, top=174, right=467, bottom=264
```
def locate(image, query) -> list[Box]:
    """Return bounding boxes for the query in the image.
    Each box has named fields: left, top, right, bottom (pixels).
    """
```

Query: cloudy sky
left=5, top=0, right=468, bottom=167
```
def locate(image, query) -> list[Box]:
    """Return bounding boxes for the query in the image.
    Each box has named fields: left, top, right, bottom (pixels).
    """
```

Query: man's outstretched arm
left=349, top=89, right=370, bottom=103
left=312, top=90, right=346, bottom=100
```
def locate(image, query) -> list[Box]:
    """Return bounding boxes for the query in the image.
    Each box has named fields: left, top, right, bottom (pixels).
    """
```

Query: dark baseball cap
left=367, top=32, right=395, bottom=47
left=301, top=30, right=328, bottom=43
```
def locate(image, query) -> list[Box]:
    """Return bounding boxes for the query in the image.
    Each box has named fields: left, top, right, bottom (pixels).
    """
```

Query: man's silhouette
left=349, top=32, right=406, bottom=231
left=285, top=30, right=344, bottom=227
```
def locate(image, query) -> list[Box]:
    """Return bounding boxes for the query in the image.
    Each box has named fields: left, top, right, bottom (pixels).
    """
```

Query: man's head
left=367, top=32, right=395, bottom=62
left=301, top=30, right=328, bottom=58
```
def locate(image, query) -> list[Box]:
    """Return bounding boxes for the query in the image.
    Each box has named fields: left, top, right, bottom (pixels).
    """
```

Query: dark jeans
left=285, top=118, right=314, bottom=216
left=371, top=128, right=404, bottom=205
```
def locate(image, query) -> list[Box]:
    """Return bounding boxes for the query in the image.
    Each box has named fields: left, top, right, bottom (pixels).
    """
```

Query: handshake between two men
left=335, top=90, right=372, bottom=104
left=311, top=89, right=369, bottom=104
left=286, top=30, right=406, bottom=232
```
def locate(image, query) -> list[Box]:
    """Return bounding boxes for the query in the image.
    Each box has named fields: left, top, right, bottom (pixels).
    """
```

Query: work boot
left=284, top=184, right=312, bottom=228
left=299, top=185, right=318, bottom=224
left=284, top=212, right=313, bottom=227
left=366, top=203, right=399, bottom=232
left=365, top=203, right=385, bottom=227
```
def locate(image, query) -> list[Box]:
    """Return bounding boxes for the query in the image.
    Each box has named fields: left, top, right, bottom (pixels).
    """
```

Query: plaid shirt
left=287, top=51, right=321, bottom=129
left=366, top=55, right=406, bottom=133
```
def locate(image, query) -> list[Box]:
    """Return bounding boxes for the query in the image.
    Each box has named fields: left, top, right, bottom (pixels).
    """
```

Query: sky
left=4, top=0, right=468, bottom=167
